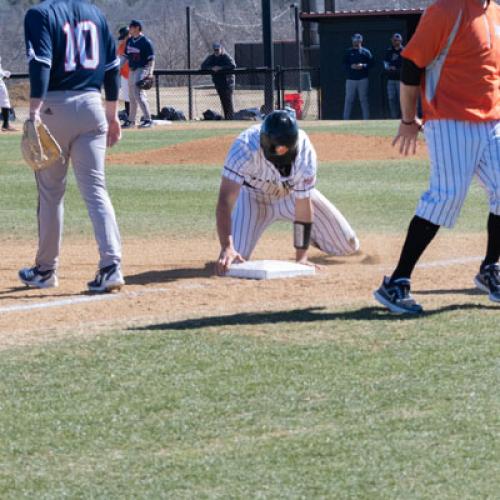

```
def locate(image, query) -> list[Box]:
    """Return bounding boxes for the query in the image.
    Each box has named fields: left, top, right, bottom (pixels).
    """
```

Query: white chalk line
left=0, top=287, right=170, bottom=315
left=0, top=255, right=484, bottom=315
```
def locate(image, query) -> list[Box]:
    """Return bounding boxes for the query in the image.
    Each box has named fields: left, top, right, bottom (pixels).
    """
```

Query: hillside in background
left=0, top=0, right=433, bottom=71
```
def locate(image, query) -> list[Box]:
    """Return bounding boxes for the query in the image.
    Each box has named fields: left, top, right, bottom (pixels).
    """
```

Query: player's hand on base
left=392, top=119, right=422, bottom=156
left=217, top=247, right=245, bottom=275
left=296, top=253, right=322, bottom=271
left=107, top=117, right=122, bottom=148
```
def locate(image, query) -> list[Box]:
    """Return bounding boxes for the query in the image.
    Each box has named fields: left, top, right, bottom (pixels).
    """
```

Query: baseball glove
left=21, top=119, right=64, bottom=171
left=136, top=76, right=153, bottom=90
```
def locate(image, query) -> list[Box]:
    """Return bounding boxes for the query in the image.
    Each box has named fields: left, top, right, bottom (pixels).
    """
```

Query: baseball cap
left=213, top=42, right=222, bottom=50
left=352, top=33, right=363, bottom=41
left=392, top=33, right=402, bottom=40
left=118, top=26, right=129, bottom=40
left=129, top=19, right=142, bottom=30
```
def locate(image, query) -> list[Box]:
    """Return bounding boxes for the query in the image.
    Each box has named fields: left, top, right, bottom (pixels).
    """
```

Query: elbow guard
left=401, top=57, right=424, bottom=86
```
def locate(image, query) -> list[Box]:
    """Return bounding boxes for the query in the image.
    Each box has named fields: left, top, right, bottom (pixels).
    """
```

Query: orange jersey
left=117, top=40, right=129, bottom=79
left=403, top=0, right=500, bottom=122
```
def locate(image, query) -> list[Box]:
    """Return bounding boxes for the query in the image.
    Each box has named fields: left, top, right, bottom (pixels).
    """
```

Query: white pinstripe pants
left=232, top=188, right=359, bottom=259
left=417, top=120, right=500, bottom=228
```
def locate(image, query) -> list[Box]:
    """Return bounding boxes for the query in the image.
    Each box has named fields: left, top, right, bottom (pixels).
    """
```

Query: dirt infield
left=108, top=132, right=428, bottom=166
left=1, top=129, right=491, bottom=348
left=0, top=232, right=491, bottom=350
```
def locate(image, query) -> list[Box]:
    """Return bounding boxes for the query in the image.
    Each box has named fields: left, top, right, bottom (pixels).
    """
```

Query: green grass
left=0, top=121, right=498, bottom=498
left=0, top=307, right=499, bottom=498
left=0, top=127, right=490, bottom=237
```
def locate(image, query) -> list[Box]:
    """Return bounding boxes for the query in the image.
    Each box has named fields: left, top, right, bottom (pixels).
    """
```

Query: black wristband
left=401, top=119, right=416, bottom=125
left=293, top=221, right=312, bottom=250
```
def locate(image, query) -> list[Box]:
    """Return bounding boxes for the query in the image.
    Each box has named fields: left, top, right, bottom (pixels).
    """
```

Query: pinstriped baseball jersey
left=223, top=124, right=359, bottom=259
left=223, top=125, right=316, bottom=200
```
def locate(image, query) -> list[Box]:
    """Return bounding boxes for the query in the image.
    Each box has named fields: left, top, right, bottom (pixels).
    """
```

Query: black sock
left=391, top=216, right=440, bottom=281
left=1, top=108, right=9, bottom=128
left=124, top=101, right=130, bottom=116
left=482, top=213, right=500, bottom=268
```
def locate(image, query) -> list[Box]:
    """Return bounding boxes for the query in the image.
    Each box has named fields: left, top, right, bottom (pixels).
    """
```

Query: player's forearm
left=28, top=61, right=50, bottom=100
left=216, top=203, right=234, bottom=249
left=294, top=197, right=313, bottom=262
left=105, top=100, right=119, bottom=122
left=104, top=67, right=119, bottom=101
left=295, top=196, right=313, bottom=223
left=400, top=83, right=420, bottom=122
left=144, top=59, right=155, bottom=76
left=29, top=98, right=43, bottom=120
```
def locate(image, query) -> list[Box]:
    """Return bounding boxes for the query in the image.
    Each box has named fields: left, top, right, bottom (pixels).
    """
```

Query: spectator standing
left=383, top=33, right=404, bottom=119
left=117, top=26, right=130, bottom=122
left=342, top=33, right=373, bottom=120
left=0, top=56, right=16, bottom=132
left=122, top=19, right=154, bottom=129
left=201, top=42, right=236, bottom=120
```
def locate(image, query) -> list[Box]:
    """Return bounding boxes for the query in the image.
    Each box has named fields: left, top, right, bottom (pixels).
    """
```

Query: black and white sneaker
left=121, top=120, right=135, bottom=129
left=474, top=263, right=500, bottom=303
left=87, top=264, right=124, bottom=293
left=138, top=119, right=153, bottom=129
left=18, top=266, right=58, bottom=289
left=374, top=276, right=423, bottom=314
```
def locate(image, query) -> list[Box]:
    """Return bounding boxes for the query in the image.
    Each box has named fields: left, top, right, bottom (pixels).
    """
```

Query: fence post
left=275, top=66, right=282, bottom=109
left=155, top=74, right=160, bottom=117
left=186, top=6, right=193, bottom=120
left=317, top=68, right=321, bottom=120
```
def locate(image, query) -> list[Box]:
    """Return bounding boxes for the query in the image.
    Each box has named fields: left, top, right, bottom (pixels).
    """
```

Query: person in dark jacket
left=201, top=42, right=236, bottom=120
left=342, top=33, right=374, bottom=120
left=383, top=33, right=404, bottom=118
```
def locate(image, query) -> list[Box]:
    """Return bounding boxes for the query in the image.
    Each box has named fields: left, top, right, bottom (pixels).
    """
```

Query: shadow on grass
left=125, top=262, right=214, bottom=285
left=131, top=303, right=498, bottom=332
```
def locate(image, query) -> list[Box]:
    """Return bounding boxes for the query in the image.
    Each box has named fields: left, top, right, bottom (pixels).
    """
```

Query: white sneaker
left=19, top=266, right=58, bottom=288
left=87, top=264, right=124, bottom=293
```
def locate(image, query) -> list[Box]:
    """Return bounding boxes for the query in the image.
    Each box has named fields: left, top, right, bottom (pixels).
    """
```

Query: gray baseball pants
left=128, top=68, right=151, bottom=123
left=387, top=79, right=401, bottom=119
left=35, top=91, right=122, bottom=272
left=343, top=78, right=370, bottom=120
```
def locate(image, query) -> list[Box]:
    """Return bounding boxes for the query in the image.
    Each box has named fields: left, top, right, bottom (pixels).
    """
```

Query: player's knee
left=345, top=236, right=360, bottom=255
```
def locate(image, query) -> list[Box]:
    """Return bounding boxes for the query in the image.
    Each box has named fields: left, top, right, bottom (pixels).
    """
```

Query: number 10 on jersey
left=63, top=21, right=99, bottom=72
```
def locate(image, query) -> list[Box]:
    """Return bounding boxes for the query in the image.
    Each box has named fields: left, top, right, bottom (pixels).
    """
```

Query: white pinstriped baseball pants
left=232, top=188, right=359, bottom=259
left=417, top=120, right=500, bottom=228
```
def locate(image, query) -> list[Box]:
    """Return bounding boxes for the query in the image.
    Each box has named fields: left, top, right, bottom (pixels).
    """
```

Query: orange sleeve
left=403, top=1, right=458, bottom=68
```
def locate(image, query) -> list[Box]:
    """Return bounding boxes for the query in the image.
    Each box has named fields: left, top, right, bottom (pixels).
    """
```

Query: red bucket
left=284, top=93, right=304, bottom=119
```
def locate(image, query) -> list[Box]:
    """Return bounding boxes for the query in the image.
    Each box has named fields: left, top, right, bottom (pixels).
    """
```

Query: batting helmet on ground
left=260, top=110, right=299, bottom=172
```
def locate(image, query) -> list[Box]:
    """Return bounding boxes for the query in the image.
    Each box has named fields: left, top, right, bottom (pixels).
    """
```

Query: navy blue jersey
left=24, top=0, right=119, bottom=93
left=125, top=35, right=154, bottom=70
left=383, top=46, right=404, bottom=81
left=342, top=47, right=374, bottom=80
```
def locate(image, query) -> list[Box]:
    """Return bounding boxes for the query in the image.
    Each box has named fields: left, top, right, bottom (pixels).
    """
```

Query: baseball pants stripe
left=232, top=188, right=359, bottom=259
left=417, top=120, right=500, bottom=228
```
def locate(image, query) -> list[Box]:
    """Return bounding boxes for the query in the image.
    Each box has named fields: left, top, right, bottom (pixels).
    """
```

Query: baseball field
left=0, top=120, right=498, bottom=497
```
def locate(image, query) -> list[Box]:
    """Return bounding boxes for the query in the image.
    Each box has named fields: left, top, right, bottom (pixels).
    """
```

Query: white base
left=152, top=119, right=172, bottom=126
left=227, top=260, right=315, bottom=280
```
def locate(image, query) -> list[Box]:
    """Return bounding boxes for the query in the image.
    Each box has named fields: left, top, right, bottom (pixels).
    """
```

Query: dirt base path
left=0, top=232, right=492, bottom=350
left=108, top=132, right=427, bottom=166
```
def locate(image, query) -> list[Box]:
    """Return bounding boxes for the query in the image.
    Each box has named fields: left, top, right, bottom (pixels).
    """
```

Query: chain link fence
left=6, top=67, right=321, bottom=123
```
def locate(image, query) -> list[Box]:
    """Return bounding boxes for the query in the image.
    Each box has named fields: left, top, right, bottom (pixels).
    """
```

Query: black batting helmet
left=260, top=110, right=299, bottom=171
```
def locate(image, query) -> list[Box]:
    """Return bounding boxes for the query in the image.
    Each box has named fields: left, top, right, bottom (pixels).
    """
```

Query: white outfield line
left=0, top=255, right=484, bottom=315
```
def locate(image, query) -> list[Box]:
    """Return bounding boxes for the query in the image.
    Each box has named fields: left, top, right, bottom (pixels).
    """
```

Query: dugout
left=300, top=9, right=424, bottom=120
